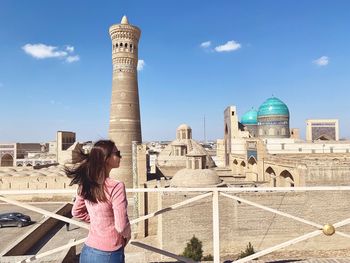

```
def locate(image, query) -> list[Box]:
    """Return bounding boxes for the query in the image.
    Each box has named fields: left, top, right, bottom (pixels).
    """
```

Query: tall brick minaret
left=108, top=16, right=142, bottom=187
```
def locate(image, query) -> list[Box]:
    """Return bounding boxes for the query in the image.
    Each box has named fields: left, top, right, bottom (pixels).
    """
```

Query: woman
left=66, top=140, right=131, bottom=263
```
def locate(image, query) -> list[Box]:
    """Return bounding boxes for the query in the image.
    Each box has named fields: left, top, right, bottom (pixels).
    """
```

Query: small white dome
left=177, top=124, right=191, bottom=130
left=170, top=168, right=222, bottom=188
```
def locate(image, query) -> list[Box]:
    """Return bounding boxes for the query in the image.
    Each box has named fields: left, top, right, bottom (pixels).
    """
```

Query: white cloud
left=22, top=43, right=80, bottom=63
left=215, top=40, right=241, bottom=52
left=22, top=43, right=67, bottom=59
left=137, top=59, right=145, bottom=71
left=313, top=56, right=329, bottom=66
left=66, top=45, right=74, bottom=53
left=66, top=55, right=80, bottom=63
left=200, top=41, right=211, bottom=48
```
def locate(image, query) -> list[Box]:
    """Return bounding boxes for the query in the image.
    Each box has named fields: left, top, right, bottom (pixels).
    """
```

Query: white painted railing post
left=212, top=189, right=220, bottom=263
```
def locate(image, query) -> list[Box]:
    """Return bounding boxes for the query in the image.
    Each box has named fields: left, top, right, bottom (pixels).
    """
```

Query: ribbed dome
left=258, top=97, right=289, bottom=117
left=241, top=108, right=258, bottom=125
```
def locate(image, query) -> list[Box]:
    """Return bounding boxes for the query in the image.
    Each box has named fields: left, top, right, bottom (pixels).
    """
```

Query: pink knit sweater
left=72, top=178, right=131, bottom=251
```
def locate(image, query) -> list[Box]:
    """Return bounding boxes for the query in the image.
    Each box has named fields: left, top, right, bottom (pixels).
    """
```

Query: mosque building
left=240, top=97, right=290, bottom=139
left=220, top=96, right=350, bottom=187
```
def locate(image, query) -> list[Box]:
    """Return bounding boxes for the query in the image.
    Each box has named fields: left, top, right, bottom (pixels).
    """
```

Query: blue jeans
left=80, top=244, right=125, bottom=263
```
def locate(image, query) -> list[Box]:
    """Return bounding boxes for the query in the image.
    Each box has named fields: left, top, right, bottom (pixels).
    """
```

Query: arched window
left=125, top=43, right=128, bottom=48
left=280, top=170, right=295, bottom=187
left=116, top=43, right=118, bottom=48
left=120, top=43, right=123, bottom=47
left=1, top=154, right=13, bottom=167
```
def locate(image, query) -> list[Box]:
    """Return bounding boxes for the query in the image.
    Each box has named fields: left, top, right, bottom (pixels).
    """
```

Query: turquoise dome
left=258, top=97, right=289, bottom=117
left=241, top=109, right=258, bottom=125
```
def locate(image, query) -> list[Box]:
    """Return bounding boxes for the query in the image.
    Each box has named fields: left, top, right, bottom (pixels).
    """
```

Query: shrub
left=238, top=242, right=255, bottom=259
left=182, top=235, right=203, bottom=261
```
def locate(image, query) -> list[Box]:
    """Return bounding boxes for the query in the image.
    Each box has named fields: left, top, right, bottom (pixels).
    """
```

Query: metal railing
left=1, top=186, right=350, bottom=263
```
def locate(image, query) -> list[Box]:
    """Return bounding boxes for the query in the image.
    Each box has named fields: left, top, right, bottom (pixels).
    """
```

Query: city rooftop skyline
left=1, top=0, right=350, bottom=143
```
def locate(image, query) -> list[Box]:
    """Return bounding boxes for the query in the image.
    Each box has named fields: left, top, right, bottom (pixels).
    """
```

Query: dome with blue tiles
left=258, top=97, right=289, bottom=117
left=241, top=108, right=258, bottom=125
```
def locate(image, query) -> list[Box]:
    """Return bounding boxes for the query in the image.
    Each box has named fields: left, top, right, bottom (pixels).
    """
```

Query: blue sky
left=1, top=0, right=350, bottom=142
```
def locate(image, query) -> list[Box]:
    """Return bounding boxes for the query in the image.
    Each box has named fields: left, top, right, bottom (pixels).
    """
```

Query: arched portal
left=265, top=167, right=276, bottom=187
left=280, top=170, right=295, bottom=187
left=248, top=156, right=258, bottom=176
left=1, top=154, right=14, bottom=167
left=232, top=159, right=239, bottom=174
left=239, top=161, right=246, bottom=176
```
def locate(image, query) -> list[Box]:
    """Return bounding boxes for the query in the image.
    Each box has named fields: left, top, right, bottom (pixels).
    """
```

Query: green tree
left=182, top=235, right=203, bottom=261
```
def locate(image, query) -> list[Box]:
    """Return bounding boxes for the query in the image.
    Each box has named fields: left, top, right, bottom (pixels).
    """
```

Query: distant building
left=156, top=124, right=216, bottom=178
left=306, top=119, right=339, bottom=141
left=290, top=128, right=300, bottom=140
left=220, top=98, right=350, bottom=187
left=0, top=131, right=80, bottom=167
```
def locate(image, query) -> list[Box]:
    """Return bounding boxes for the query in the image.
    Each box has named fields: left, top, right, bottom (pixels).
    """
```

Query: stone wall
left=306, top=165, right=350, bottom=186
left=159, top=191, right=350, bottom=256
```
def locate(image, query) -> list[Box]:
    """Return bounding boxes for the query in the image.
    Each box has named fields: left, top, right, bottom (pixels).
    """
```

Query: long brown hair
left=65, top=140, right=117, bottom=203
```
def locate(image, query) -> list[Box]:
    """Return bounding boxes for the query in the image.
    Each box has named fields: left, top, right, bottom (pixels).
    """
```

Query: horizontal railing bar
left=130, top=192, right=212, bottom=225
left=220, top=192, right=323, bottom=228
left=336, top=231, right=350, bottom=238
left=333, top=217, right=350, bottom=228
left=0, top=195, right=89, bottom=229
left=17, top=238, right=86, bottom=263
left=2, top=186, right=350, bottom=196
left=130, top=241, right=197, bottom=263
left=233, top=230, right=322, bottom=263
